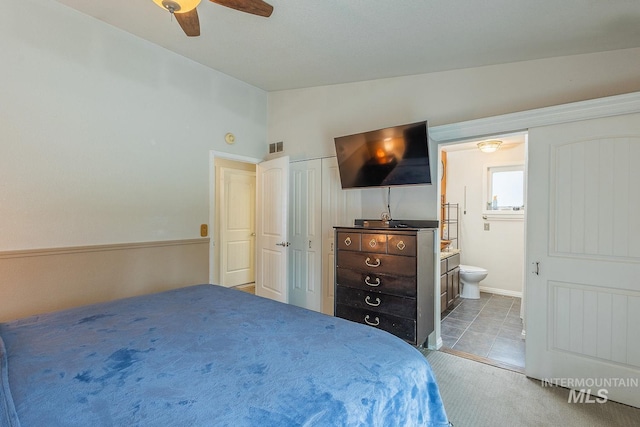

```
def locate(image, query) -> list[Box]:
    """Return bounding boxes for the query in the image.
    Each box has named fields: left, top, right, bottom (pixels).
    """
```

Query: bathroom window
left=484, top=164, right=525, bottom=214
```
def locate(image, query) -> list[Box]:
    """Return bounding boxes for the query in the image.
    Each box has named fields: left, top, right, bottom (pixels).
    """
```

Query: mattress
left=0, top=284, right=449, bottom=426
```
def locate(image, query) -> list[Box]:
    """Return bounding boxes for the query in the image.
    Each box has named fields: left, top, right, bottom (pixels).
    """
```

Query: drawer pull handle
left=364, top=276, right=381, bottom=287
left=365, top=295, right=381, bottom=307
left=344, top=236, right=352, bottom=246
left=396, top=240, right=406, bottom=250
left=364, top=315, right=380, bottom=326
left=369, top=239, right=377, bottom=248
left=365, top=257, right=381, bottom=267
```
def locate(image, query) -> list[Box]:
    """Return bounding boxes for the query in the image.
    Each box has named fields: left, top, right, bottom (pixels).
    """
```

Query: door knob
left=275, top=242, right=290, bottom=247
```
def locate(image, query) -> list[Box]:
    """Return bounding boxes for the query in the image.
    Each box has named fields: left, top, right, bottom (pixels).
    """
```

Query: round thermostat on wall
left=225, top=133, right=236, bottom=144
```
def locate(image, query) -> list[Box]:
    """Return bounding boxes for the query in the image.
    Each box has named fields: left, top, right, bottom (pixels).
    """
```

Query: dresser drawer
left=336, top=250, right=416, bottom=276
left=361, top=233, right=387, bottom=253
left=336, top=267, right=416, bottom=297
left=337, top=232, right=361, bottom=251
left=387, top=235, right=417, bottom=256
left=336, top=286, right=416, bottom=319
left=335, top=304, right=416, bottom=343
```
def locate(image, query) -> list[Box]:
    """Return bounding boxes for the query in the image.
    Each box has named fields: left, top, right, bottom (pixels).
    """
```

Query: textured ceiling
left=53, top=0, right=640, bottom=91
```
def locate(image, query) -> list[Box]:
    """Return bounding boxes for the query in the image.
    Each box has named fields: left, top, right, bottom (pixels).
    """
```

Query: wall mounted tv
left=333, top=120, right=431, bottom=189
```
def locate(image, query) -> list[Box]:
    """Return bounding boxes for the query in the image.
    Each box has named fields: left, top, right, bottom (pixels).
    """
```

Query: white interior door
left=526, top=112, right=640, bottom=407
left=321, top=157, right=362, bottom=315
left=289, top=159, right=322, bottom=311
left=219, top=168, right=255, bottom=287
left=256, top=156, right=290, bottom=303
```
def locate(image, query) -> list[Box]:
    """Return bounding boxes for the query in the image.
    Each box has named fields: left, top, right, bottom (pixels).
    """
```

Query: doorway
left=438, top=132, right=527, bottom=371
left=209, top=152, right=291, bottom=304
left=209, top=152, right=260, bottom=288
left=218, top=164, right=256, bottom=287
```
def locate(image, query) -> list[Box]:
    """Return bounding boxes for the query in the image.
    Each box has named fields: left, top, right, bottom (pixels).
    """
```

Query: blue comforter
left=0, top=284, right=448, bottom=426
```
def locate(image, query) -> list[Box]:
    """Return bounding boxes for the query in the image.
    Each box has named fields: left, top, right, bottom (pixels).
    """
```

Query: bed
left=0, top=284, right=449, bottom=426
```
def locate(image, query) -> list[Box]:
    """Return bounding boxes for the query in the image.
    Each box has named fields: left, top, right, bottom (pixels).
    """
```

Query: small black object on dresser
left=334, top=226, right=436, bottom=347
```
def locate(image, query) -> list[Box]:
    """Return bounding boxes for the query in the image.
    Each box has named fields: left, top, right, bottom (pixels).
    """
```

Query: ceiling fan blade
left=175, top=8, right=201, bottom=37
left=210, top=0, right=273, bottom=17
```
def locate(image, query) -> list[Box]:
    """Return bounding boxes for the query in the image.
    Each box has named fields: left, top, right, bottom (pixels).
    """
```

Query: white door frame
left=209, top=151, right=262, bottom=285
left=429, top=92, right=640, bottom=350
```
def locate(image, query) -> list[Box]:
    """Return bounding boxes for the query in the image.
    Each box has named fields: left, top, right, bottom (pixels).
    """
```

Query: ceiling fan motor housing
left=155, top=0, right=201, bottom=14
left=152, top=0, right=272, bottom=38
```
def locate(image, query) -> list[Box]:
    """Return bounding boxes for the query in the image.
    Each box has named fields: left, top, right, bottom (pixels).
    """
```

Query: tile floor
left=441, top=292, right=525, bottom=369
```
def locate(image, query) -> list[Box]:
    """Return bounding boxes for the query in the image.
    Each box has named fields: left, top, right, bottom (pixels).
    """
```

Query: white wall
left=0, top=0, right=268, bottom=251
left=445, top=143, right=526, bottom=296
left=268, top=47, right=640, bottom=219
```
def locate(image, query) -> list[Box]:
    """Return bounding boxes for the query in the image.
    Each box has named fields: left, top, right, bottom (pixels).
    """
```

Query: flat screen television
left=333, top=121, right=431, bottom=189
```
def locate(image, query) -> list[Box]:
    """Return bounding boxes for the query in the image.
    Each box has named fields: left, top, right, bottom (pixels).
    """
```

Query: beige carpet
left=232, top=283, right=255, bottom=294
left=421, top=349, right=640, bottom=427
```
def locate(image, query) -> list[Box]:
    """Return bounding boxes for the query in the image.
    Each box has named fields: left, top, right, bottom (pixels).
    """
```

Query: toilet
left=459, top=265, right=488, bottom=299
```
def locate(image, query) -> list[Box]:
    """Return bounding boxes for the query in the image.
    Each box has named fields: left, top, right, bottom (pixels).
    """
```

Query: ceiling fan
left=152, top=0, right=273, bottom=37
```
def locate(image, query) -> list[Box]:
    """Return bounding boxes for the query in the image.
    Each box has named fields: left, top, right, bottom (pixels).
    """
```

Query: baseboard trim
left=434, top=336, right=444, bottom=351
left=478, top=286, right=522, bottom=298
left=0, top=238, right=210, bottom=259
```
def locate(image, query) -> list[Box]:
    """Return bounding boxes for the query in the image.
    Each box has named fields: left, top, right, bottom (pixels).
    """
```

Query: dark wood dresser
left=334, top=226, right=435, bottom=346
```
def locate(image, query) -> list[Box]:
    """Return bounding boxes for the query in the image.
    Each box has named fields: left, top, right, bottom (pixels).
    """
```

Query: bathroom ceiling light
left=477, top=140, right=502, bottom=153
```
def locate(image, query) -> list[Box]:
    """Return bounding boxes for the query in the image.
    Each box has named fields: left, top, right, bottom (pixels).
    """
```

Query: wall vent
left=269, top=141, right=284, bottom=154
